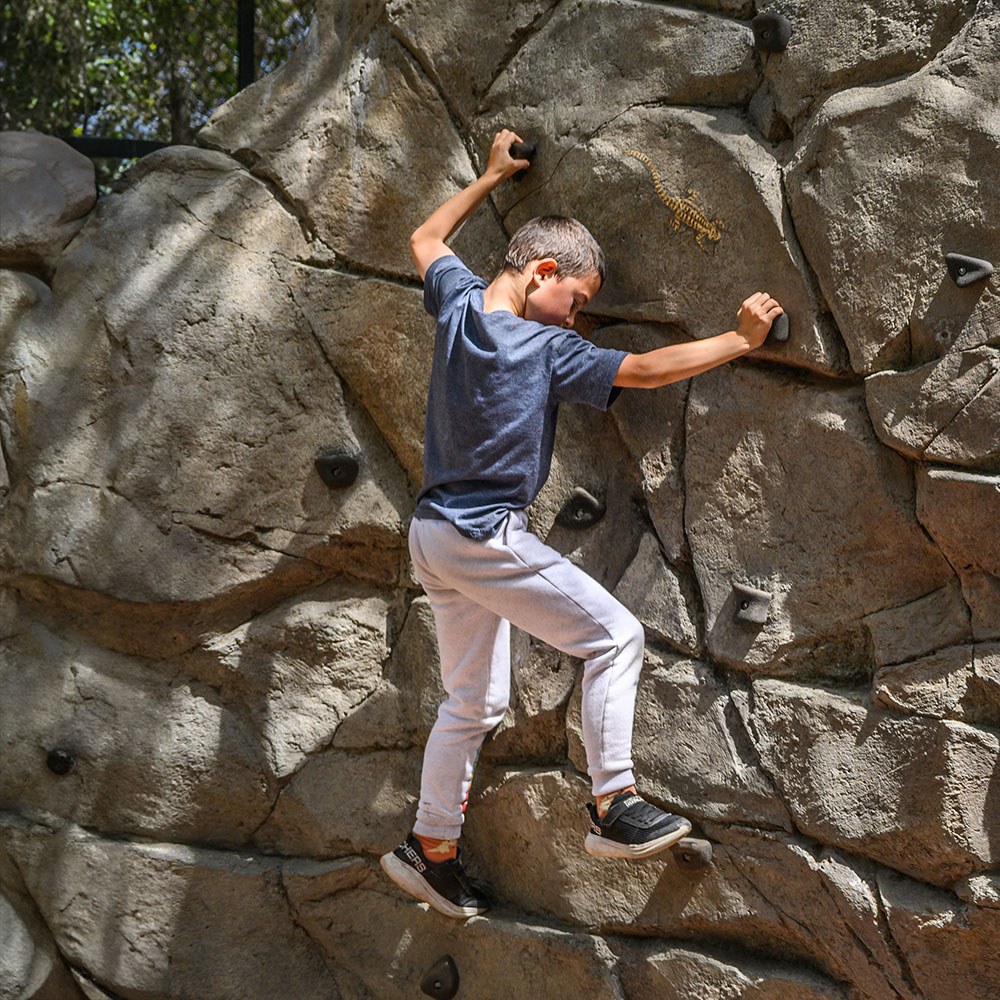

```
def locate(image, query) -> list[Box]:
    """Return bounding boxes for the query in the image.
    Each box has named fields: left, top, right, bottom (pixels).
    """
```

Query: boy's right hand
left=486, top=129, right=532, bottom=181
left=736, top=292, right=783, bottom=350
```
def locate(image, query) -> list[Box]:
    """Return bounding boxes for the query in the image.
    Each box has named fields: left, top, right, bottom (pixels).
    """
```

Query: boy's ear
left=530, top=258, right=559, bottom=283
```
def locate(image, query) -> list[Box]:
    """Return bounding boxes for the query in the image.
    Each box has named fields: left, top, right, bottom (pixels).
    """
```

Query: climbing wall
left=1, top=1, right=998, bottom=998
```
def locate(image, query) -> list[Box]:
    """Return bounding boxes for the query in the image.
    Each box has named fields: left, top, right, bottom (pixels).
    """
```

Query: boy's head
left=501, top=216, right=606, bottom=328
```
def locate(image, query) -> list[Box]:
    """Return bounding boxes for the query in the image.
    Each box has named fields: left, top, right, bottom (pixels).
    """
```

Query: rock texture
left=1, top=1, right=998, bottom=998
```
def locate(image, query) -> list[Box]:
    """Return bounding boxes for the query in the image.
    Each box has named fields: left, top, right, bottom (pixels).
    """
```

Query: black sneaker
left=585, top=791, right=692, bottom=859
left=380, top=835, right=490, bottom=918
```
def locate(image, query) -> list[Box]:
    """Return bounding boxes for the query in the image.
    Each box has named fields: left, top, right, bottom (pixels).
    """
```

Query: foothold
left=673, top=837, right=713, bottom=872
left=314, top=452, right=359, bottom=488
left=771, top=313, right=789, bottom=342
left=46, top=749, right=76, bottom=776
left=751, top=13, right=792, bottom=53
left=945, top=252, right=993, bottom=288
left=509, top=140, right=536, bottom=181
left=555, top=487, right=606, bottom=530
left=733, top=582, right=772, bottom=625
left=420, top=955, right=459, bottom=1000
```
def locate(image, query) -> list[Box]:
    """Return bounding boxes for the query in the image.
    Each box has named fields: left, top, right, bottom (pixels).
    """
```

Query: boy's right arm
left=410, top=129, right=531, bottom=280
left=613, top=292, right=783, bottom=388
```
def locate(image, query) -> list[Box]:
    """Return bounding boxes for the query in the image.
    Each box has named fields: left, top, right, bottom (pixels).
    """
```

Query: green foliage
left=1, top=1, right=312, bottom=143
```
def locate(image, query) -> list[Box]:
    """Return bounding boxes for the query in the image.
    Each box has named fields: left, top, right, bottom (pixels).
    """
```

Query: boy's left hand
left=736, top=292, right=783, bottom=350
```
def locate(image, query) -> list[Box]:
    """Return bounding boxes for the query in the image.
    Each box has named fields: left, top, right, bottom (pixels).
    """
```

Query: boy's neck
left=482, top=270, right=528, bottom=317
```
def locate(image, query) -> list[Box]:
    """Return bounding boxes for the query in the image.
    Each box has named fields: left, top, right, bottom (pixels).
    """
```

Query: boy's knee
left=615, top=611, right=645, bottom=660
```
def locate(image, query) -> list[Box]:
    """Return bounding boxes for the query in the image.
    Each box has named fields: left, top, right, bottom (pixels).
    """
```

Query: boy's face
left=524, top=259, right=601, bottom=330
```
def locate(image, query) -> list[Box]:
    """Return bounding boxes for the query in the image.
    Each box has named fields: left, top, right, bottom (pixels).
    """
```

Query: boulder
left=685, top=365, right=952, bottom=674
left=0, top=131, right=96, bottom=274
left=916, top=467, right=1000, bottom=639
left=0, top=616, right=274, bottom=846
left=785, top=24, right=1000, bottom=374
left=748, top=678, right=999, bottom=885
left=0, top=816, right=341, bottom=1000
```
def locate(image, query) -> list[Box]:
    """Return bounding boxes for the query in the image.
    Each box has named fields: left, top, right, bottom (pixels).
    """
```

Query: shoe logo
left=591, top=822, right=602, bottom=835
left=401, top=843, right=427, bottom=873
left=622, top=795, right=642, bottom=808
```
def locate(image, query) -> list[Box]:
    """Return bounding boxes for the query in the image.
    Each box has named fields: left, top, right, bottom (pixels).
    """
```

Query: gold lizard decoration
left=622, top=149, right=725, bottom=252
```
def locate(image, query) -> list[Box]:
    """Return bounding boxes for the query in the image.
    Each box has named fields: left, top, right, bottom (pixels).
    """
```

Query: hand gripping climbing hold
left=771, top=313, right=789, bottom=342
left=555, top=486, right=607, bottom=530
left=46, top=748, right=76, bottom=775
left=733, top=582, right=772, bottom=625
left=421, top=955, right=459, bottom=1000
left=751, top=13, right=792, bottom=53
left=945, top=253, right=994, bottom=288
left=314, top=452, right=359, bottom=488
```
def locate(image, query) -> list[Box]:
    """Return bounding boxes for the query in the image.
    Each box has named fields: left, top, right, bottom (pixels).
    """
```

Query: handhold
left=314, top=452, right=359, bottom=488
left=420, top=955, right=459, bottom=1000
left=751, top=13, right=792, bottom=53
left=945, top=252, right=993, bottom=287
left=509, top=139, right=536, bottom=181
left=46, top=748, right=76, bottom=775
left=733, top=582, right=772, bottom=625
left=771, top=313, right=789, bottom=342
left=555, top=486, right=606, bottom=530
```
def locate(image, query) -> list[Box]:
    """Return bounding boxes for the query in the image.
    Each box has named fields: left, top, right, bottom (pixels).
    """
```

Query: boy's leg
left=410, top=511, right=643, bottom=800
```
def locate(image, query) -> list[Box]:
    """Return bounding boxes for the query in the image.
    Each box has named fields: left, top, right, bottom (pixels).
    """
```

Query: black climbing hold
left=509, top=140, right=536, bottom=181
left=771, top=313, right=789, bottom=342
left=555, top=486, right=606, bottom=530
left=421, top=955, right=459, bottom=1000
left=751, top=13, right=792, bottom=53
left=46, top=749, right=75, bottom=776
left=314, top=452, right=359, bottom=488
left=945, top=252, right=993, bottom=288
left=733, top=582, right=772, bottom=625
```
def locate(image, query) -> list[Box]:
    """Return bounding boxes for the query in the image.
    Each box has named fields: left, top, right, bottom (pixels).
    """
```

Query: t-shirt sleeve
left=423, top=255, right=484, bottom=317
left=549, top=333, right=629, bottom=411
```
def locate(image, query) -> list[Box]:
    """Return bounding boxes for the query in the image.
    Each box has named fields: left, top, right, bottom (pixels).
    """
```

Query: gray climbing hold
left=945, top=252, right=993, bottom=287
left=555, top=486, right=606, bottom=530
left=771, top=313, right=789, bottom=342
left=421, top=955, right=459, bottom=1000
left=314, top=452, right=359, bottom=488
left=751, top=13, right=792, bottom=53
left=733, top=582, right=772, bottom=625
left=46, top=748, right=75, bottom=775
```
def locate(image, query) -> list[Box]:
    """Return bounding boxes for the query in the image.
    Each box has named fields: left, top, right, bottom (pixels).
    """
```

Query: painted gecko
left=622, top=149, right=725, bottom=252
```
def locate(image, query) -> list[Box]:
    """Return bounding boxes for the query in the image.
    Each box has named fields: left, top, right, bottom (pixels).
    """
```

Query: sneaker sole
left=379, top=851, right=487, bottom=918
left=584, top=819, right=692, bottom=859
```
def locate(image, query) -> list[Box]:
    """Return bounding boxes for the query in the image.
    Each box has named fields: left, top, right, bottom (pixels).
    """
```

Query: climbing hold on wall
left=420, top=955, right=459, bottom=1000
left=46, top=748, right=76, bottom=775
left=945, top=253, right=993, bottom=287
left=555, top=487, right=607, bottom=530
left=509, top=140, right=536, bottom=181
left=733, top=582, right=772, bottom=624
left=314, top=452, right=359, bottom=488
left=771, top=313, right=789, bottom=342
left=751, top=13, right=792, bottom=53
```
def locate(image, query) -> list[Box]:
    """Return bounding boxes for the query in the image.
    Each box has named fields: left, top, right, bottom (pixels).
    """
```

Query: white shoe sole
left=379, top=851, right=486, bottom=918
left=584, top=819, right=692, bottom=859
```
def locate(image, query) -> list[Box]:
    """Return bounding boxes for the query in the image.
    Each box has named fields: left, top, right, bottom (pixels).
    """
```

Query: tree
left=1, top=1, right=312, bottom=144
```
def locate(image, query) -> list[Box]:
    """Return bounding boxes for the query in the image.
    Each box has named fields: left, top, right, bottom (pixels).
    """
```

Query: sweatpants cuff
left=590, top=767, right=637, bottom=798
left=413, top=820, right=464, bottom=841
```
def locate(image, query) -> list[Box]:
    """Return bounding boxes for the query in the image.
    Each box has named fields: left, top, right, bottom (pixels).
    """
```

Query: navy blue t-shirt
left=414, top=255, right=627, bottom=539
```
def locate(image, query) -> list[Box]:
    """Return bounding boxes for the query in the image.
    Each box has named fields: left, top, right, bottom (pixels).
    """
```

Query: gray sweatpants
left=409, top=510, right=643, bottom=840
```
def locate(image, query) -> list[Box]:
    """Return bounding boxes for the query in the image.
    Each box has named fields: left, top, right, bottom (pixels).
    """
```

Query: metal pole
left=237, top=0, right=256, bottom=91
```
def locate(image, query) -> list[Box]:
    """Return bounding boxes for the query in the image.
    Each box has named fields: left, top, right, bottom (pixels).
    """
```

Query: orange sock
left=596, top=785, right=637, bottom=818
left=414, top=833, right=458, bottom=861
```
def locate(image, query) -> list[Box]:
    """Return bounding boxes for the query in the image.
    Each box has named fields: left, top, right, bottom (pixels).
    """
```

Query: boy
left=380, top=130, right=782, bottom=918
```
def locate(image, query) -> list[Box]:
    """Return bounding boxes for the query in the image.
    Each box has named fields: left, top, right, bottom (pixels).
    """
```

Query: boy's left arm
left=410, top=129, right=530, bottom=280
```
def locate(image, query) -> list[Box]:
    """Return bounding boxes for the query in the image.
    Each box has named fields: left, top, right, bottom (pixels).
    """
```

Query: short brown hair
left=501, top=216, right=606, bottom=284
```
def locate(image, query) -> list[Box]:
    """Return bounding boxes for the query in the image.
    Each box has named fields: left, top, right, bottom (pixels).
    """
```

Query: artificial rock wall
left=1, top=1, right=998, bottom=998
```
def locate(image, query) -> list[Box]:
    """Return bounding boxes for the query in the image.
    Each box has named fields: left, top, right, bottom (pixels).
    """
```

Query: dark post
left=238, top=0, right=256, bottom=91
